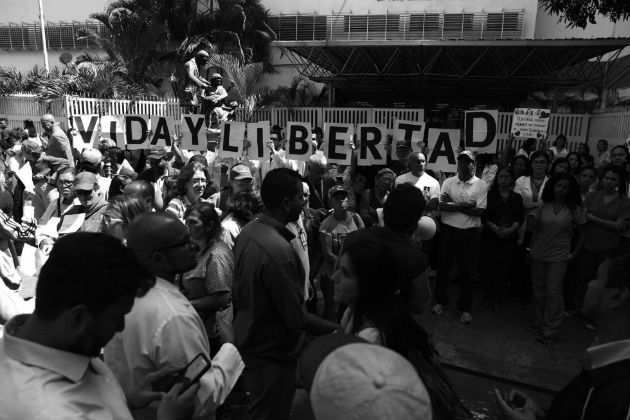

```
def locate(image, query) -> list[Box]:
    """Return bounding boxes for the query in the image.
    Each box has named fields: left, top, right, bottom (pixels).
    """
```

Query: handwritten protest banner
left=511, top=108, right=551, bottom=139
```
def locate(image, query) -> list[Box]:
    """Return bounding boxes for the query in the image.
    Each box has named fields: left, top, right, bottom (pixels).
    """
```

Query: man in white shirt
left=432, top=151, right=487, bottom=324
left=0, top=233, right=197, bottom=420
left=395, top=152, right=440, bottom=206
left=104, top=212, right=244, bottom=419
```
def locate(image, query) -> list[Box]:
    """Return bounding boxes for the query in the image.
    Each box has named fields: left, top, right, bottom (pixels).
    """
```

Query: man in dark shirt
left=343, top=183, right=431, bottom=314
left=232, top=168, right=338, bottom=420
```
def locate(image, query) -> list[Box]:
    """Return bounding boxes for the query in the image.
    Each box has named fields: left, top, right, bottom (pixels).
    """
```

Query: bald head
left=124, top=180, right=155, bottom=211
left=40, top=114, right=56, bottom=132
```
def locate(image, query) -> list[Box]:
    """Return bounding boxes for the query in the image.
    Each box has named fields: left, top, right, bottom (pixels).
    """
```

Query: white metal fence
left=0, top=94, right=626, bottom=152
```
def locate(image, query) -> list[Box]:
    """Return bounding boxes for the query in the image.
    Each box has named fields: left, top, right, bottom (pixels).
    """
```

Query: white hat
left=310, top=343, right=432, bottom=420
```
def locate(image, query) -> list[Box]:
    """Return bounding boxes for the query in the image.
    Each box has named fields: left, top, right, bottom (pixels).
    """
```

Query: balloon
left=416, top=216, right=437, bottom=240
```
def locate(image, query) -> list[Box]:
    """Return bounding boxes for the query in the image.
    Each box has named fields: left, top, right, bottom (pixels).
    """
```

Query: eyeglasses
left=74, top=188, right=95, bottom=196
left=192, top=177, right=207, bottom=184
left=58, top=180, right=73, bottom=187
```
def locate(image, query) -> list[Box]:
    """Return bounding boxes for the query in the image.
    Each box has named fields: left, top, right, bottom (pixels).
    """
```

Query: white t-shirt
left=395, top=171, right=440, bottom=202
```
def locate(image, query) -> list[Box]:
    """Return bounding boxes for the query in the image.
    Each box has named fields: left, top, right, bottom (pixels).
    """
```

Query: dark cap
left=395, top=140, right=410, bottom=150
left=328, top=185, right=348, bottom=199
left=457, top=150, right=475, bottom=162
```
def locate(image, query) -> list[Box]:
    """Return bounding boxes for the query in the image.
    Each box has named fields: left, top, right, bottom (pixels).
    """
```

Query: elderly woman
left=359, top=168, right=395, bottom=227
left=181, top=202, right=233, bottom=344
left=165, top=161, right=211, bottom=220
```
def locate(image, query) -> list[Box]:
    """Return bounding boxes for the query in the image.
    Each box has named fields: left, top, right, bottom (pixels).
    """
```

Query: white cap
left=310, top=343, right=432, bottom=420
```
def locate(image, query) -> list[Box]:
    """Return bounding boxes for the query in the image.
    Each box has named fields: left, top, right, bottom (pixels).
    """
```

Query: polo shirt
left=232, top=214, right=306, bottom=367
left=0, top=315, right=132, bottom=420
left=439, top=175, right=487, bottom=229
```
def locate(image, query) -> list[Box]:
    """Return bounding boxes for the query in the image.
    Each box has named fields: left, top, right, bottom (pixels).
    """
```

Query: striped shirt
left=0, top=210, right=36, bottom=241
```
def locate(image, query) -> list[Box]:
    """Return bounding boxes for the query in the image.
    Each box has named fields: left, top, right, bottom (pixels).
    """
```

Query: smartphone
left=151, top=353, right=211, bottom=393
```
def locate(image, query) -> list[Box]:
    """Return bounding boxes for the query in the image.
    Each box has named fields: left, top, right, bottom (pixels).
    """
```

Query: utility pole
left=37, top=0, right=50, bottom=74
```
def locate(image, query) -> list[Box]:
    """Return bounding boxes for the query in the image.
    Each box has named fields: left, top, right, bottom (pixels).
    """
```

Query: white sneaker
left=431, top=304, right=447, bottom=315
left=460, top=312, right=472, bottom=324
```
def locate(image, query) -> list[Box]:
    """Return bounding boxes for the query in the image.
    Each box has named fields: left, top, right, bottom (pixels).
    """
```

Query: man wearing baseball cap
left=210, top=164, right=253, bottom=213
left=432, top=150, right=487, bottom=324
left=73, top=171, right=108, bottom=232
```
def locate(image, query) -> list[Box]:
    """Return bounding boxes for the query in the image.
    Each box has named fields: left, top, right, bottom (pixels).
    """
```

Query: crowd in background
left=0, top=112, right=629, bottom=420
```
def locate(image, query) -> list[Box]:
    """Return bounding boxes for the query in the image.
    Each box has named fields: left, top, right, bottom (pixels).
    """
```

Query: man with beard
left=104, top=213, right=244, bottom=419
left=232, top=168, right=338, bottom=420
left=0, top=233, right=198, bottom=419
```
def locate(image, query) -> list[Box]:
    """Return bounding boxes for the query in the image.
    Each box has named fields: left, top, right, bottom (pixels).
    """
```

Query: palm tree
left=79, top=5, right=172, bottom=95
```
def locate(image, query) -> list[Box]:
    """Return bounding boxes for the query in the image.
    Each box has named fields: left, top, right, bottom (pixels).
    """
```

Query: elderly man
left=0, top=232, right=198, bottom=419
left=181, top=50, right=211, bottom=114
left=74, top=172, right=108, bottom=232
left=232, top=168, right=338, bottom=420
left=40, top=114, right=75, bottom=170
left=395, top=152, right=440, bottom=207
left=104, top=212, right=244, bottom=419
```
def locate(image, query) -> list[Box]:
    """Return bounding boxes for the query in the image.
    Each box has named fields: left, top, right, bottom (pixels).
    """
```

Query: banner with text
left=510, top=108, right=551, bottom=139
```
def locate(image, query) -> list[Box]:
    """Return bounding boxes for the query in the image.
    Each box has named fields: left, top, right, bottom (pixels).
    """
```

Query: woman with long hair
left=512, top=155, right=530, bottom=179
left=182, top=202, right=233, bottom=345
left=565, top=152, right=581, bottom=178
left=550, top=157, right=570, bottom=175
left=478, top=167, right=524, bottom=313
left=165, top=162, right=211, bottom=220
left=528, top=173, right=584, bottom=344
left=549, top=134, right=569, bottom=160
left=333, top=240, right=471, bottom=420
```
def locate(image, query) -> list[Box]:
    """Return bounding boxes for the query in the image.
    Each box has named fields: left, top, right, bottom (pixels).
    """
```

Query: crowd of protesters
left=0, top=112, right=628, bottom=420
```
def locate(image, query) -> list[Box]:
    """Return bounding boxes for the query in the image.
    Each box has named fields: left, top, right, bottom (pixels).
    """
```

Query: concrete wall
left=0, top=50, right=106, bottom=73
left=263, top=0, right=539, bottom=38
left=2, top=0, right=107, bottom=22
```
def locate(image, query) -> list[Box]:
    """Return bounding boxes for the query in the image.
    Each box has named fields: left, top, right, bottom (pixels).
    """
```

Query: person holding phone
left=104, top=213, right=244, bottom=419
left=0, top=233, right=198, bottom=420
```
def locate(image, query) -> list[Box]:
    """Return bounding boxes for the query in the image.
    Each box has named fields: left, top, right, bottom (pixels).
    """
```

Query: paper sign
left=285, top=122, right=312, bottom=162
left=58, top=213, right=86, bottom=235
left=100, top=115, right=126, bottom=149
left=357, top=124, right=387, bottom=166
left=464, top=110, right=497, bottom=153
left=246, top=121, right=270, bottom=161
left=427, top=129, right=460, bottom=173
left=149, top=116, right=175, bottom=148
left=124, top=115, right=150, bottom=150
left=511, top=108, right=551, bottom=139
left=324, top=124, right=353, bottom=165
left=394, top=119, right=426, bottom=155
left=71, top=114, right=99, bottom=150
left=16, top=163, right=35, bottom=193
left=219, top=121, right=245, bottom=158
left=180, top=115, right=206, bottom=151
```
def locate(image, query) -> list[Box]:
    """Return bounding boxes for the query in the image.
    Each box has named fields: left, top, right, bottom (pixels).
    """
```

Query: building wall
left=263, top=0, right=539, bottom=38
left=3, top=0, right=107, bottom=22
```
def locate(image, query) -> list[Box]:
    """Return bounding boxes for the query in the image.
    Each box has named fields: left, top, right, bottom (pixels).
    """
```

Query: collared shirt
left=232, top=214, right=306, bottom=366
left=585, top=339, right=630, bottom=370
left=439, top=175, right=488, bottom=229
left=104, top=277, right=244, bottom=419
left=0, top=315, right=132, bottom=420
